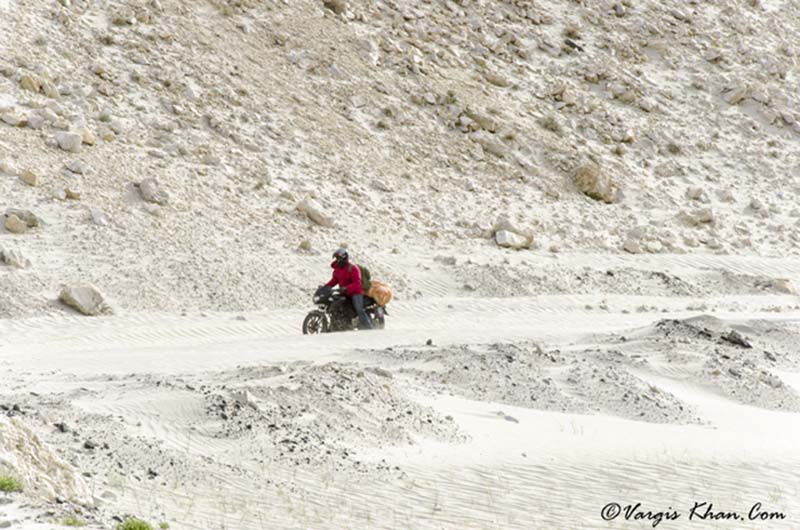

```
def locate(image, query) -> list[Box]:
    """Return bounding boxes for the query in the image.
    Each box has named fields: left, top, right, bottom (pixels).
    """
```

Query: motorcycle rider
left=323, top=248, right=373, bottom=330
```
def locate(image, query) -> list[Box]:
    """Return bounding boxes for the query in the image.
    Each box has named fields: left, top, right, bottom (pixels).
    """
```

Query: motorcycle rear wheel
left=302, top=311, right=329, bottom=335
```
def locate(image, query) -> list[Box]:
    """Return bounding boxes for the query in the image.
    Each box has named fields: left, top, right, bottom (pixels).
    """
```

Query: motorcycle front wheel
left=302, top=311, right=329, bottom=335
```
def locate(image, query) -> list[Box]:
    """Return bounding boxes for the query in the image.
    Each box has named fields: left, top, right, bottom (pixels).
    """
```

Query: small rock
left=59, top=284, right=112, bottom=316
left=54, top=422, right=70, bottom=433
left=725, top=86, right=750, bottom=105
left=1, top=111, right=26, bottom=127
left=90, top=208, right=110, bottom=226
left=139, top=178, right=169, bottom=205
left=5, top=208, right=40, bottom=228
left=299, top=239, right=312, bottom=251
left=20, top=170, right=40, bottom=187
left=769, top=278, right=797, bottom=295
left=54, top=131, right=82, bottom=153
left=82, top=128, right=96, bottom=146
left=4, top=215, right=27, bottom=234
left=623, top=238, right=642, bottom=254
left=83, top=440, right=98, bottom=450
left=721, top=330, right=752, bottom=349
left=0, top=247, right=31, bottom=269
left=686, top=187, right=708, bottom=202
left=471, top=130, right=507, bottom=158
left=495, top=230, right=530, bottom=250
left=66, top=160, right=89, bottom=174
left=19, top=73, right=42, bottom=93
left=41, top=79, right=60, bottom=99
left=65, top=188, right=81, bottom=200
left=425, top=338, right=433, bottom=346
left=322, top=0, right=347, bottom=14
left=484, top=71, right=511, bottom=88
left=26, top=114, right=45, bottom=129
left=297, top=197, right=334, bottom=227
left=144, top=203, right=161, bottom=217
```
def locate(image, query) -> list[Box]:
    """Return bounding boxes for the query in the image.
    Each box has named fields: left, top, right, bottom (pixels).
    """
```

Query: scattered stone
left=65, top=188, right=81, bottom=200
left=297, top=197, right=334, bottom=227
left=573, top=162, right=620, bottom=203
left=138, top=178, right=169, bottom=205
left=721, top=330, right=752, bottom=348
left=59, top=284, right=112, bottom=316
left=54, top=131, right=82, bottom=153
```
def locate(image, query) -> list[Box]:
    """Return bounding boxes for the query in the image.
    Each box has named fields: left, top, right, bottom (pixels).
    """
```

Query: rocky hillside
left=1, top=0, right=799, bottom=317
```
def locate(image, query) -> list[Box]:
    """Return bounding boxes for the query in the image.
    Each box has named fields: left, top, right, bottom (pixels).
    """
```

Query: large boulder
left=573, top=162, right=620, bottom=203
left=491, top=216, right=532, bottom=249
left=59, top=284, right=112, bottom=316
left=297, top=197, right=334, bottom=228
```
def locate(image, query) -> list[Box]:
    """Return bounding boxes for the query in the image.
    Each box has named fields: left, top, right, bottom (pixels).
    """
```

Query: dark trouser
left=352, top=294, right=373, bottom=330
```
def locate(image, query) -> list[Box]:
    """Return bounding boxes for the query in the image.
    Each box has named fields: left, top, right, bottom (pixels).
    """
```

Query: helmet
left=333, top=247, right=348, bottom=268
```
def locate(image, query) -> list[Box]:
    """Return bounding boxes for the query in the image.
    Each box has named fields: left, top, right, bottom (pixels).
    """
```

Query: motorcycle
left=302, top=285, right=386, bottom=334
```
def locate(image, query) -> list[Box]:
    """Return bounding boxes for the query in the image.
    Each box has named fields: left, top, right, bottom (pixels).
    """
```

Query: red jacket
left=325, top=261, right=364, bottom=296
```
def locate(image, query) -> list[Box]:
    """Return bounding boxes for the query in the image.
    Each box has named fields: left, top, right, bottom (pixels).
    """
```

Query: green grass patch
left=63, top=516, right=86, bottom=527
left=0, top=475, right=23, bottom=493
left=159, top=523, right=170, bottom=529
left=116, top=519, right=153, bottom=530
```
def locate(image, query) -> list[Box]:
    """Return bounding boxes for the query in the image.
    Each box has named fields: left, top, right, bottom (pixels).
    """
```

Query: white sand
left=2, top=252, right=800, bottom=528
